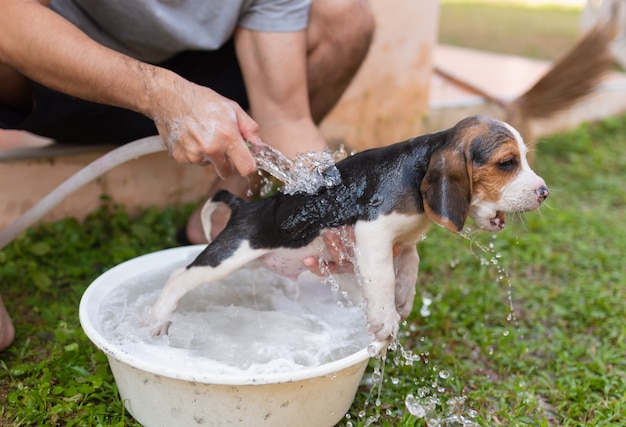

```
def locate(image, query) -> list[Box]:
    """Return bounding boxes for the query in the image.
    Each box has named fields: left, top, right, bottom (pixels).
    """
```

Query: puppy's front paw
left=367, top=309, right=400, bottom=341
left=396, top=299, right=415, bottom=320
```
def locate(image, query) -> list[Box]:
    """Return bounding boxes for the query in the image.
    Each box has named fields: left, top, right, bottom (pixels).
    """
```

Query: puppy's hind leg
left=150, top=243, right=267, bottom=335
left=150, top=266, right=201, bottom=336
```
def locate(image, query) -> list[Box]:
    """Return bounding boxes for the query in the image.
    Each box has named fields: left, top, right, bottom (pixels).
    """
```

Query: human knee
left=309, top=0, right=375, bottom=48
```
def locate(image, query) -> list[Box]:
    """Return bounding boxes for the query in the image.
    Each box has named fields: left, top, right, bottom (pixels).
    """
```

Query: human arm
left=0, top=0, right=257, bottom=177
left=234, top=27, right=327, bottom=158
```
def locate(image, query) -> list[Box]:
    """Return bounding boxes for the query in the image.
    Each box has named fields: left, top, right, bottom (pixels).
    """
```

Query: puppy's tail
left=508, top=8, right=618, bottom=125
left=200, top=190, right=245, bottom=242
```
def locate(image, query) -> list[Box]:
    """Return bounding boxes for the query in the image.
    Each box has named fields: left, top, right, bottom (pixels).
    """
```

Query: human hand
left=303, top=228, right=402, bottom=277
left=151, top=74, right=260, bottom=179
left=303, top=228, right=356, bottom=276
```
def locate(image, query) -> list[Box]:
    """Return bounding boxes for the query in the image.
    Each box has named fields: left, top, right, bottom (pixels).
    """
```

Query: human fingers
left=156, top=100, right=256, bottom=178
left=222, top=106, right=260, bottom=177
left=193, top=101, right=261, bottom=177
left=322, top=229, right=354, bottom=271
left=302, top=256, right=326, bottom=276
left=302, top=228, right=355, bottom=277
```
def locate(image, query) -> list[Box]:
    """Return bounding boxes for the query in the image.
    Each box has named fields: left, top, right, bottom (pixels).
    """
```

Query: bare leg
left=0, top=295, right=15, bottom=352
left=306, top=0, right=375, bottom=123
left=0, top=67, right=29, bottom=352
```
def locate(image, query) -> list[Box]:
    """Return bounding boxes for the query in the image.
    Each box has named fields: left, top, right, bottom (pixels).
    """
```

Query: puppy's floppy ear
left=420, top=148, right=472, bottom=233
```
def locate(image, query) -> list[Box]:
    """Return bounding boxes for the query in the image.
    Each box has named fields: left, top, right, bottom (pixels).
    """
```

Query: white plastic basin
left=80, top=245, right=382, bottom=427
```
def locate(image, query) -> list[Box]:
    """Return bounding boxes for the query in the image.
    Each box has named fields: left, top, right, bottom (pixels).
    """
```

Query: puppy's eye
left=496, top=157, right=517, bottom=171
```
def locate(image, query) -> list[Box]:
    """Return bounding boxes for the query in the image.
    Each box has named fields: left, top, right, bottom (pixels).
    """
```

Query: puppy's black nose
left=536, top=185, right=549, bottom=202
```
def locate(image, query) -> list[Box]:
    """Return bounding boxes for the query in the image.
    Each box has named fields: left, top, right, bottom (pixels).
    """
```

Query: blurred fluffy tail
left=434, top=6, right=618, bottom=150
left=508, top=8, right=618, bottom=126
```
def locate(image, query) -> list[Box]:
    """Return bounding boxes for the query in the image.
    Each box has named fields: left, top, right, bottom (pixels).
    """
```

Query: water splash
left=348, top=339, right=480, bottom=427
left=249, top=143, right=343, bottom=195
left=459, top=228, right=521, bottom=335
left=405, top=393, right=480, bottom=427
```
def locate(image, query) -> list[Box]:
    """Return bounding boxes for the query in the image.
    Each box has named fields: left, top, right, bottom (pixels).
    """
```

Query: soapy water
left=98, top=260, right=371, bottom=377
left=249, top=143, right=346, bottom=195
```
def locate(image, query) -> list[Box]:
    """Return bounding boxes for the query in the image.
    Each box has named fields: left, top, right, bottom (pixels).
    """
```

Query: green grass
left=439, top=1, right=583, bottom=60
left=0, top=204, right=195, bottom=427
left=2, top=115, right=625, bottom=426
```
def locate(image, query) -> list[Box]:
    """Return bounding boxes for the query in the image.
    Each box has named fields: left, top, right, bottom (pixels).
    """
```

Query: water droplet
left=405, top=394, right=427, bottom=418
left=367, top=344, right=380, bottom=357
left=417, top=386, right=429, bottom=398
left=438, top=370, right=450, bottom=379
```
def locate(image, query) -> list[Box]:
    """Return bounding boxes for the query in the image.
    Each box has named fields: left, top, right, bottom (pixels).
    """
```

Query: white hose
left=0, top=135, right=167, bottom=250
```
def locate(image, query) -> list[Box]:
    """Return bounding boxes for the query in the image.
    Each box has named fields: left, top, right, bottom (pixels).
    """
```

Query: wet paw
left=367, top=310, right=400, bottom=341
left=396, top=299, right=415, bottom=319
left=150, top=320, right=172, bottom=337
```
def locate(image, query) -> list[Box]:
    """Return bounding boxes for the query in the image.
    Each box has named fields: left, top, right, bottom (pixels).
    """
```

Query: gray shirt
left=50, top=0, right=311, bottom=63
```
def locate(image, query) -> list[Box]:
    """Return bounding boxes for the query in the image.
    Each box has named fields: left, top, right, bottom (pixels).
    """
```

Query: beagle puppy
left=151, top=115, right=549, bottom=340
